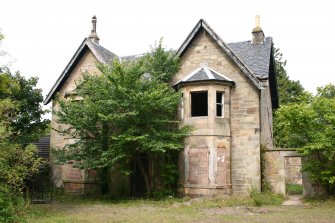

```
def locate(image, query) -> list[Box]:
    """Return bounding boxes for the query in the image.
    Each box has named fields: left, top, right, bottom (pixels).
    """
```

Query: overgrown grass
left=26, top=195, right=335, bottom=223
left=286, top=183, right=303, bottom=195
left=249, top=188, right=285, bottom=206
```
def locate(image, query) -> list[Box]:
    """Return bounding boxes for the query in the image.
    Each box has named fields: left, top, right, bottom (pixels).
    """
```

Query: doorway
left=284, top=156, right=303, bottom=195
left=130, top=153, right=150, bottom=196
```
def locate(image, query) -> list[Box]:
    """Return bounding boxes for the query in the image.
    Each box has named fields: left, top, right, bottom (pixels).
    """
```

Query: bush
left=249, top=187, right=284, bottom=206
left=152, top=189, right=175, bottom=199
left=0, top=184, right=26, bottom=223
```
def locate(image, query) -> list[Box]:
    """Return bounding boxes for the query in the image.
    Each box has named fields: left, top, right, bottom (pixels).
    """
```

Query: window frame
left=180, top=93, right=184, bottom=120
left=216, top=91, right=224, bottom=118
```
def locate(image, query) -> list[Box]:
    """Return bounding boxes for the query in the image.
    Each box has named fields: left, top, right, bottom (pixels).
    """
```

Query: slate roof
left=120, top=54, right=145, bottom=62
left=173, top=65, right=234, bottom=87
left=228, top=37, right=272, bottom=79
left=87, top=40, right=117, bottom=64
left=45, top=19, right=277, bottom=107
left=107, top=38, right=273, bottom=80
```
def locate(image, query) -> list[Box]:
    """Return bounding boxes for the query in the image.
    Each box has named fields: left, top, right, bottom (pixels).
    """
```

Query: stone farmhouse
left=45, top=16, right=307, bottom=197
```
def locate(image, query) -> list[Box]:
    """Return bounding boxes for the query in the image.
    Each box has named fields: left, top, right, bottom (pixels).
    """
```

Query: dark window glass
left=191, top=91, right=208, bottom=117
left=216, top=92, right=223, bottom=117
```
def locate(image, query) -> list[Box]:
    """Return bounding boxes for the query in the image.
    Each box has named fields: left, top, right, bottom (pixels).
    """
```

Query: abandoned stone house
left=44, top=16, right=306, bottom=197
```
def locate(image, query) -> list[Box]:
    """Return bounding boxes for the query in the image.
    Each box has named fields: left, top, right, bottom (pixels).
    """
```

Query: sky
left=1, top=0, right=335, bottom=112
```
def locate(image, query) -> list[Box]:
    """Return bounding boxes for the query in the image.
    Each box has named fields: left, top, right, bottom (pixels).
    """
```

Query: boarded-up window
left=216, top=147, right=227, bottom=185
left=179, top=150, right=185, bottom=184
left=66, top=163, right=83, bottom=181
left=188, top=148, right=209, bottom=184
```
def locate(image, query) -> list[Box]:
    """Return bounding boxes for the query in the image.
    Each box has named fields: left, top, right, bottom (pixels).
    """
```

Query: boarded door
left=188, top=147, right=209, bottom=185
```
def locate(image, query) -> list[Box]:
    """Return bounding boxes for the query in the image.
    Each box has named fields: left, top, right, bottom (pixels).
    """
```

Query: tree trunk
left=136, top=157, right=151, bottom=195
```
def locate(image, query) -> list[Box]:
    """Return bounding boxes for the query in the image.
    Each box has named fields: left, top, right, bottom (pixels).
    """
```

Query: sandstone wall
left=175, top=30, right=261, bottom=195
left=260, top=80, right=274, bottom=149
left=50, top=49, right=100, bottom=190
left=285, top=157, right=302, bottom=185
left=263, top=150, right=302, bottom=195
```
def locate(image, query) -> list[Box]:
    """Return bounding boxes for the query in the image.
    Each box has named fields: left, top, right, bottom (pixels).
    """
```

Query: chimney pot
left=88, top=15, right=100, bottom=44
left=252, top=15, right=264, bottom=44
left=255, top=15, right=260, bottom=28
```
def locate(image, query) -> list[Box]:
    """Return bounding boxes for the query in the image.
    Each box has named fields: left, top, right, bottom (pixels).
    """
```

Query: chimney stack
left=252, top=15, right=264, bottom=44
left=88, top=15, right=100, bottom=44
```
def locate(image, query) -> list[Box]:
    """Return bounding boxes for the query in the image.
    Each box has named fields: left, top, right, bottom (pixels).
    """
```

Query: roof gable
left=176, top=19, right=262, bottom=89
left=44, top=38, right=117, bottom=104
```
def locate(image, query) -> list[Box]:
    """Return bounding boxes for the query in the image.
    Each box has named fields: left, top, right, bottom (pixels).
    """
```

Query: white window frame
left=216, top=92, right=224, bottom=118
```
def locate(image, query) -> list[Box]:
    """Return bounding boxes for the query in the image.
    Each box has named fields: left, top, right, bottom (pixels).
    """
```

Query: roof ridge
left=228, top=36, right=272, bottom=45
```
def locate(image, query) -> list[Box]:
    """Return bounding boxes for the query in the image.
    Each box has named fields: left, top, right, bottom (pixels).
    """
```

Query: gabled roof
left=176, top=19, right=263, bottom=89
left=228, top=37, right=272, bottom=79
left=44, top=38, right=117, bottom=105
left=87, top=39, right=117, bottom=63
left=173, top=65, right=234, bottom=88
left=120, top=54, right=145, bottom=62
left=45, top=19, right=278, bottom=107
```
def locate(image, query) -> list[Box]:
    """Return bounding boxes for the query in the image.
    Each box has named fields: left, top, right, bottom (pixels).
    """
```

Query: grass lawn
left=27, top=197, right=335, bottom=223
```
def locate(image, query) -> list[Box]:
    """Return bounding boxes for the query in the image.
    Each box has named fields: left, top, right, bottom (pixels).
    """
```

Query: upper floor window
left=191, top=91, right=208, bottom=117
left=216, top=92, right=224, bottom=117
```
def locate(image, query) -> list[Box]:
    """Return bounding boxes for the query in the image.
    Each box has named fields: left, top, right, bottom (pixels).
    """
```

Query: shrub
left=249, top=187, right=284, bottom=206
left=0, top=184, right=26, bottom=223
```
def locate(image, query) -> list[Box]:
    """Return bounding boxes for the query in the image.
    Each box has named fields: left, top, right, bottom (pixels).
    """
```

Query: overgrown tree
left=0, top=32, right=46, bottom=222
left=53, top=43, right=190, bottom=195
left=274, top=84, right=335, bottom=194
left=0, top=71, right=49, bottom=143
left=273, top=47, right=311, bottom=146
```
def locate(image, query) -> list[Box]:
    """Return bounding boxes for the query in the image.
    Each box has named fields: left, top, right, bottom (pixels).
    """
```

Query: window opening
left=216, top=92, right=224, bottom=117
left=191, top=91, right=208, bottom=117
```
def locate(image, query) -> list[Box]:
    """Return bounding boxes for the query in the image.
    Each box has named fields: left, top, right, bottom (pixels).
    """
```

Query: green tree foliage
left=274, top=47, right=310, bottom=105
left=142, top=39, right=180, bottom=83
left=275, top=84, right=335, bottom=194
left=53, top=43, right=190, bottom=194
left=0, top=98, right=44, bottom=222
left=273, top=47, right=311, bottom=146
left=0, top=32, right=46, bottom=222
left=0, top=71, right=49, bottom=143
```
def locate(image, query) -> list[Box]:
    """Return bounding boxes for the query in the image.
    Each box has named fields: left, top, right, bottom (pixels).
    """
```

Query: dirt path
left=282, top=195, right=304, bottom=206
